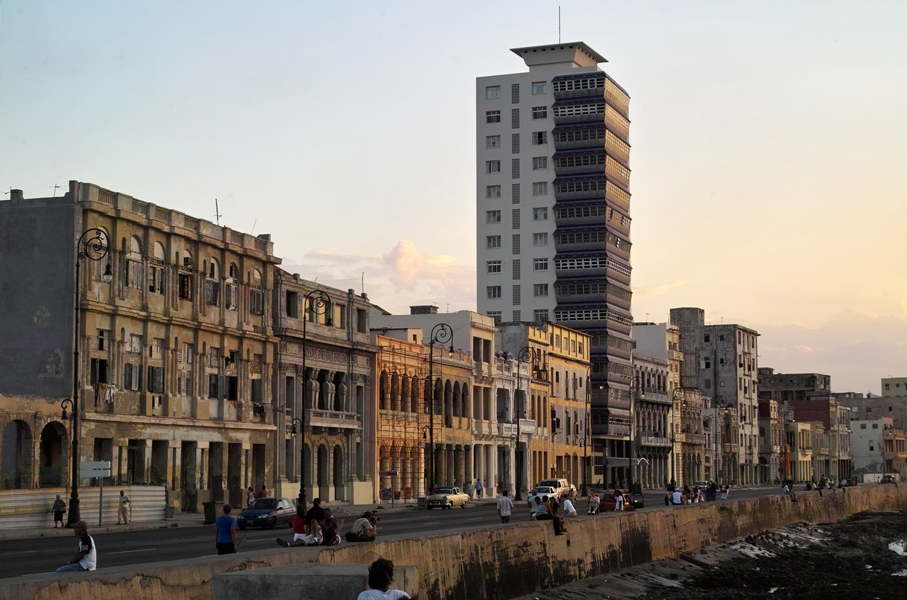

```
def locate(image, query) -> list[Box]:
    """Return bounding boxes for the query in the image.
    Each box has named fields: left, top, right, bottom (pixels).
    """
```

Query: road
left=2, top=485, right=791, bottom=579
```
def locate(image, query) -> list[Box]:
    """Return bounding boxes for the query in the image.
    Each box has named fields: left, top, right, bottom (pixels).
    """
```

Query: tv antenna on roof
left=213, top=198, right=222, bottom=227
left=53, top=183, right=62, bottom=197
left=558, top=6, right=561, bottom=43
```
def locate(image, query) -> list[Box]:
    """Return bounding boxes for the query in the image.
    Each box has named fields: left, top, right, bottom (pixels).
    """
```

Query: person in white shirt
left=357, top=558, right=410, bottom=600
left=56, top=521, right=97, bottom=572
left=671, top=490, right=683, bottom=505
left=118, top=490, right=130, bottom=524
left=560, top=497, right=577, bottom=517
left=614, top=489, right=624, bottom=511
left=496, top=490, right=514, bottom=523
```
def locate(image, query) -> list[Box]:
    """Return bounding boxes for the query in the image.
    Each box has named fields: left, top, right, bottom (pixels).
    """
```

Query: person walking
left=475, top=480, right=484, bottom=499
left=56, top=521, right=97, bottom=572
left=247, top=486, right=256, bottom=507
left=52, top=495, right=66, bottom=528
left=117, top=490, right=130, bottom=525
left=614, top=488, right=624, bottom=511
left=215, top=504, right=237, bottom=555
left=496, top=490, right=514, bottom=523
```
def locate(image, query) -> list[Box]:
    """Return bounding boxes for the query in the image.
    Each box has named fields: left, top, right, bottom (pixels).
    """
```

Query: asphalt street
left=1, top=485, right=800, bottom=579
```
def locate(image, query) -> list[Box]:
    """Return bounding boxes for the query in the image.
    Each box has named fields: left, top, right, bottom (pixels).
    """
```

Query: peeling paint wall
left=2, top=484, right=906, bottom=600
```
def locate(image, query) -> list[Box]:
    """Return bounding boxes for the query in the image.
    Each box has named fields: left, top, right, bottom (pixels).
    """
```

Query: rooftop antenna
left=2, top=188, right=10, bottom=197
left=361, top=272, right=365, bottom=295
left=250, top=219, right=257, bottom=236
left=558, top=6, right=561, bottom=43
left=53, top=183, right=62, bottom=197
left=214, top=198, right=222, bottom=227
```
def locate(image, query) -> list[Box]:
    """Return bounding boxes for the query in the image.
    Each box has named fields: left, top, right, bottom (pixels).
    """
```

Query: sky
left=1, top=1, right=905, bottom=394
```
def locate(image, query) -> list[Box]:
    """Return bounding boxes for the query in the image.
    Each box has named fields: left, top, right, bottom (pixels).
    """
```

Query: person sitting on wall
left=346, top=511, right=378, bottom=542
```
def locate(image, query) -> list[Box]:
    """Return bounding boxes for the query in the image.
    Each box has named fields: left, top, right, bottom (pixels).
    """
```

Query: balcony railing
left=759, top=444, right=781, bottom=455
left=676, top=433, right=706, bottom=445
left=638, top=436, right=672, bottom=447
left=308, top=410, right=361, bottom=430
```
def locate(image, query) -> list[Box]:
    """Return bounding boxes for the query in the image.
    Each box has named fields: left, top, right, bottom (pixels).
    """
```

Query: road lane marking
left=108, top=548, right=157, bottom=555
left=423, top=521, right=440, bottom=525
left=242, top=538, right=276, bottom=544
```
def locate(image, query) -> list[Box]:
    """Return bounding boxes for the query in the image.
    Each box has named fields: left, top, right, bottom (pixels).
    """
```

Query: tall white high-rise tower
left=476, top=42, right=634, bottom=447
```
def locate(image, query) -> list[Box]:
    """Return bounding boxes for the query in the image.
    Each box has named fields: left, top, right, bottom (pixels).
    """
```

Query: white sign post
left=81, top=461, right=112, bottom=526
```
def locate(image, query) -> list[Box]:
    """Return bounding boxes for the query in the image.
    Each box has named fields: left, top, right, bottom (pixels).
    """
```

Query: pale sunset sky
left=1, top=1, right=905, bottom=393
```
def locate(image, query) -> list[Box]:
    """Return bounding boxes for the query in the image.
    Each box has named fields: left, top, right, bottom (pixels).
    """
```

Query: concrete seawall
left=5, top=485, right=905, bottom=600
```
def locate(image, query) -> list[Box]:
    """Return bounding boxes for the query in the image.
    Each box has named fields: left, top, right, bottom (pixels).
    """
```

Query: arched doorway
left=333, top=445, right=344, bottom=501
left=1, top=420, right=33, bottom=489
left=39, top=422, right=67, bottom=487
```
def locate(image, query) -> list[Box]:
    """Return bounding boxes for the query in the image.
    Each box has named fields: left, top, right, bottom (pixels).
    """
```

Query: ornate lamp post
left=629, top=374, right=645, bottom=489
left=63, top=228, right=112, bottom=526
left=426, top=323, right=453, bottom=493
left=297, top=289, right=331, bottom=511
left=583, top=365, right=591, bottom=497
left=514, top=346, right=535, bottom=501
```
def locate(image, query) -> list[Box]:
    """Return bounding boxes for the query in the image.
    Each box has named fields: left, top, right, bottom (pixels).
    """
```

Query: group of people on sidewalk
left=666, top=481, right=729, bottom=505
left=275, top=498, right=346, bottom=547
left=496, top=489, right=575, bottom=535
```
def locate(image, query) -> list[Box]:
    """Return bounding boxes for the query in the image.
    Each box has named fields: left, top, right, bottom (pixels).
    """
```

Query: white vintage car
left=425, top=487, right=469, bottom=509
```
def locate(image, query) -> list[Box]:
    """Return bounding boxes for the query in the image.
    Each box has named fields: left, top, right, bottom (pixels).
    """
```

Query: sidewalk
left=0, top=497, right=502, bottom=542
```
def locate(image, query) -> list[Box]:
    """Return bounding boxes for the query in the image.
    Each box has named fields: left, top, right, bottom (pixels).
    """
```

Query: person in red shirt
left=276, top=506, right=308, bottom=547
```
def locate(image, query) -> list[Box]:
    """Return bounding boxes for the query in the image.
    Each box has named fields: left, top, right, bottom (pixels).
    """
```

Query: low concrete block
left=212, top=562, right=419, bottom=600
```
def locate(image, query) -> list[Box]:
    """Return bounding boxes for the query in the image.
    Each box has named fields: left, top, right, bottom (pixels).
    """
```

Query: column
left=465, top=445, right=474, bottom=495
left=486, top=444, right=496, bottom=498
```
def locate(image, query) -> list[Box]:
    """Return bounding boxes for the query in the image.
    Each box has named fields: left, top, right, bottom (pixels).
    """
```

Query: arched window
left=205, top=258, right=220, bottom=306
left=178, top=250, right=193, bottom=301
left=226, top=263, right=239, bottom=310
left=125, top=236, right=143, bottom=289
left=149, top=242, right=166, bottom=294
left=249, top=269, right=264, bottom=315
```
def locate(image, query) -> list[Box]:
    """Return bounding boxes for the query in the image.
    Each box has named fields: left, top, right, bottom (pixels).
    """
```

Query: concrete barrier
left=0, top=486, right=165, bottom=530
left=1, top=484, right=904, bottom=600
left=213, top=563, right=419, bottom=600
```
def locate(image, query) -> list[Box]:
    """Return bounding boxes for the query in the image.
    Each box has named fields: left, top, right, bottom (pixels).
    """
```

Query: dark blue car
left=236, top=497, right=296, bottom=530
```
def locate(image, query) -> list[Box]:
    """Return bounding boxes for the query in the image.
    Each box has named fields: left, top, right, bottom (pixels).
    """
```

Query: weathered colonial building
left=499, top=322, right=591, bottom=491
left=272, top=273, right=377, bottom=504
left=0, top=182, right=280, bottom=512
left=759, top=368, right=852, bottom=481
left=670, top=307, right=761, bottom=485
left=630, top=353, right=672, bottom=489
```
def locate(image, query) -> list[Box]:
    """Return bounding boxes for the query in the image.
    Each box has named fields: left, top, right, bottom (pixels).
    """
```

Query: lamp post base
left=65, top=498, right=81, bottom=527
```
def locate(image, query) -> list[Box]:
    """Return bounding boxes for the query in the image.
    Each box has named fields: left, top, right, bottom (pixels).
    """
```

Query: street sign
left=79, top=461, right=112, bottom=527
left=380, top=470, right=398, bottom=476
left=80, top=460, right=111, bottom=478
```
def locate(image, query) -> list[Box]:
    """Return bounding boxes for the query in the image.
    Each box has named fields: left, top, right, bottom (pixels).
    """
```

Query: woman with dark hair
left=357, top=558, right=410, bottom=599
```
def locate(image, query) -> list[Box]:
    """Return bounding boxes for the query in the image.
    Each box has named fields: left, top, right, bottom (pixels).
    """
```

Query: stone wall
left=3, top=485, right=905, bottom=600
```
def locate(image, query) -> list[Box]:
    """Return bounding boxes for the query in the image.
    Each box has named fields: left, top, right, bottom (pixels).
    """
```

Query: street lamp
left=629, top=374, right=644, bottom=489
left=514, top=346, right=535, bottom=501
left=64, top=228, right=112, bottom=527
left=297, top=289, right=332, bottom=511
left=426, top=323, right=453, bottom=493
left=583, top=365, right=591, bottom=497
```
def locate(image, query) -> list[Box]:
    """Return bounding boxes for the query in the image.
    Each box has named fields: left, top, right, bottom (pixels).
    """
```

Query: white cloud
left=283, top=241, right=476, bottom=314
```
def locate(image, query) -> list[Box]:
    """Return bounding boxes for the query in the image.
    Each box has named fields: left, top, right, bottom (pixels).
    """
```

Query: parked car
left=527, top=486, right=558, bottom=508
left=426, top=487, right=469, bottom=509
left=597, top=490, right=644, bottom=512
left=236, top=497, right=296, bottom=530
left=537, top=479, right=576, bottom=498
left=880, top=474, right=897, bottom=484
